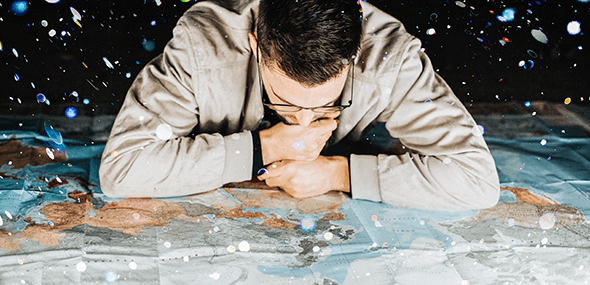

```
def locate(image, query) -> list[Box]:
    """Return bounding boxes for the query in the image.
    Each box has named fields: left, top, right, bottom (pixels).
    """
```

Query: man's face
left=250, top=32, right=347, bottom=127
left=259, top=62, right=348, bottom=126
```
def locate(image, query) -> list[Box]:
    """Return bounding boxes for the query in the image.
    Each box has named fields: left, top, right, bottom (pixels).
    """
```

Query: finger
left=256, top=161, right=282, bottom=180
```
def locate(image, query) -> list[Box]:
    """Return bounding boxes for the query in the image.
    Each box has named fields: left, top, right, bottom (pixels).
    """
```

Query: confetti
left=227, top=245, right=236, bottom=253
left=103, top=57, right=114, bottom=69
left=129, top=262, right=137, bottom=270
left=37, top=93, right=46, bottom=103
left=46, top=148, right=55, bottom=160
left=531, top=29, right=549, bottom=44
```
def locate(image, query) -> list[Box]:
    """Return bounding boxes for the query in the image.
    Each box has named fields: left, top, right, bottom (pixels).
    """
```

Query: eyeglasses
left=256, top=48, right=353, bottom=114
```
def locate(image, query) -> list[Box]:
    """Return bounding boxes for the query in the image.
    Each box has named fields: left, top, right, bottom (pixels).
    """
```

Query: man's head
left=250, top=0, right=363, bottom=126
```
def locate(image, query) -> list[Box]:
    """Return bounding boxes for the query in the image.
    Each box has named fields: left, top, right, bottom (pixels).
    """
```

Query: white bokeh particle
left=156, top=124, right=173, bottom=140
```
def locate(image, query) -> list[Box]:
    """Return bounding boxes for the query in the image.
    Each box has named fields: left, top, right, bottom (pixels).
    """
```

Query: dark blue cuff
left=251, top=130, right=264, bottom=178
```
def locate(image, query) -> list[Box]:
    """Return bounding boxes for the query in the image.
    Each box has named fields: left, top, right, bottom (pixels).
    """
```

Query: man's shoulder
left=180, top=0, right=257, bottom=30
left=174, top=0, right=257, bottom=67
left=357, top=2, right=419, bottom=85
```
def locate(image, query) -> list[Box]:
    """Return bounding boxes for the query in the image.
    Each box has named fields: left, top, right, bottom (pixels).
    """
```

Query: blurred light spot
left=426, top=28, right=436, bottom=35
left=150, top=20, right=157, bottom=26
left=104, top=270, right=117, bottom=283
left=83, top=98, right=90, bottom=104
left=539, top=212, right=556, bottom=230
left=471, top=125, right=485, bottom=136
left=12, top=48, right=19, bottom=57
left=46, top=0, right=60, bottom=3
left=567, top=21, right=581, bottom=35
left=61, top=30, right=67, bottom=36
left=155, top=123, right=173, bottom=140
left=76, top=262, right=86, bottom=272
left=10, top=0, right=28, bottom=16
left=238, top=240, right=250, bottom=252
left=540, top=139, right=547, bottom=146
left=128, top=262, right=137, bottom=270
left=497, top=8, right=515, bottom=22
left=455, top=1, right=466, bottom=8
left=65, top=107, right=78, bottom=119
left=142, top=39, right=156, bottom=52
left=564, top=97, right=571, bottom=104
left=300, top=217, right=316, bottom=232
left=524, top=101, right=531, bottom=107
left=324, top=232, right=333, bottom=241
left=14, top=73, right=20, bottom=81
left=209, top=273, right=220, bottom=280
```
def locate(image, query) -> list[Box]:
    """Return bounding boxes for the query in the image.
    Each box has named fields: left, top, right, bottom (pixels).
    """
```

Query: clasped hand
left=257, top=116, right=350, bottom=198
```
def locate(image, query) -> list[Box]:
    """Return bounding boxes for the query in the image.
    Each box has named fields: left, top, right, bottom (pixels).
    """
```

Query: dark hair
left=257, top=0, right=363, bottom=87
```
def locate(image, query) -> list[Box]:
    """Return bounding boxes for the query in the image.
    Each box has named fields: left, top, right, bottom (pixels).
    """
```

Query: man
left=99, top=0, right=500, bottom=211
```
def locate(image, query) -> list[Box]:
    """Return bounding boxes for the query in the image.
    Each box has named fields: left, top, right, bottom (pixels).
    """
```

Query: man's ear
left=248, top=32, right=258, bottom=59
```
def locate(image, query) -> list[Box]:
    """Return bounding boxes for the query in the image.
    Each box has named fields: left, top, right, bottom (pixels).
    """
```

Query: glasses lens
left=266, top=104, right=301, bottom=112
left=313, top=106, right=343, bottom=113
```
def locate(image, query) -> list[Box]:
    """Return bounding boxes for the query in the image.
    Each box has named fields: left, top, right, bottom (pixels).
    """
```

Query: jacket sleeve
left=349, top=38, right=500, bottom=211
left=98, top=23, right=253, bottom=198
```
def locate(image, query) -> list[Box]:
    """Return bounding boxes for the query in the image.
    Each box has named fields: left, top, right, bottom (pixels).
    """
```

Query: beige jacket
left=99, top=0, right=500, bottom=211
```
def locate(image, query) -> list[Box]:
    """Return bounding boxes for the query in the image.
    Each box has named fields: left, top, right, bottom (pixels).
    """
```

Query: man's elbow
left=469, top=179, right=501, bottom=210
left=98, top=161, right=131, bottom=198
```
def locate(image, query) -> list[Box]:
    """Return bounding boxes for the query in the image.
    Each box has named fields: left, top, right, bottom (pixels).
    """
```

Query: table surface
left=0, top=101, right=589, bottom=285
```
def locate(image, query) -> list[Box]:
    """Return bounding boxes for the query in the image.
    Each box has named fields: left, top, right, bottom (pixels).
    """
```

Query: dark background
left=1, top=0, right=589, bottom=118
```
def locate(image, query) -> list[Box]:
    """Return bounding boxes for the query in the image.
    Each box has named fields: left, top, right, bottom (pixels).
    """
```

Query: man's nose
left=294, top=109, right=316, bottom=127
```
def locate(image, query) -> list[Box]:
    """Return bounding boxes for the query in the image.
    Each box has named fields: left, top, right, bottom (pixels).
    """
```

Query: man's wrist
left=330, top=156, right=350, bottom=193
left=259, top=129, right=275, bottom=165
